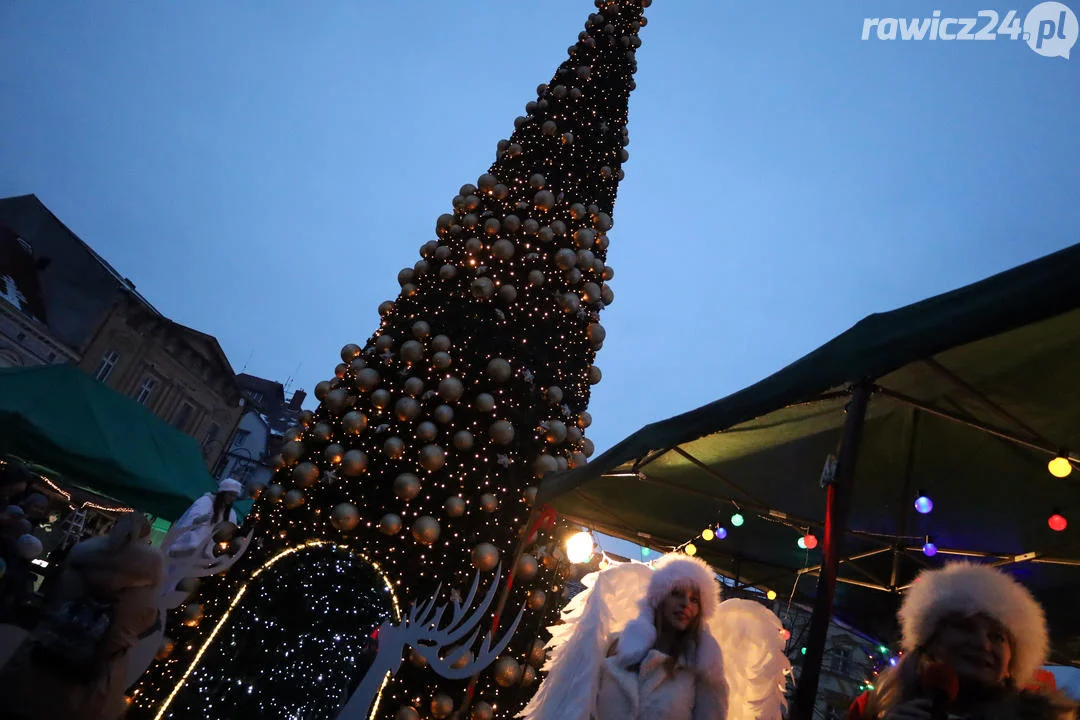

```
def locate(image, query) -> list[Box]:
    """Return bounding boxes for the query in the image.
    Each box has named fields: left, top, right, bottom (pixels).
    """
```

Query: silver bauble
left=284, top=489, right=305, bottom=509
left=533, top=454, right=558, bottom=478
left=343, top=411, right=368, bottom=435
left=529, top=173, right=546, bottom=189
left=433, top=351, right=452, bottom=369
left=395, top=397, right=421, bottom=422
left=528, top=589, right=547, bottom=610
left=266, top=484, right=284, bottom=502
left=404, top=376, right=425, bottom=397
left=432, top=334, right=452, bottom=352
left=411, top=320, right=431, bottom=339
left=474, top=393, right=496, bottom=413
left=534, top=190, right=555, bottom=211
left=324, top=444, right=345, bottom=465
left=357, top=367, right=381, bottom=392
left=554, top=248, right=577, bottom=270
left=292, top=462, right=320, bottom=488
left=516, top=554, right=539, bottom=582
left=400, top=340, right=424, bottom=364
left=546, top=386, right=564, bottom=404
left=395, top=707, right=421, bottom=720
left=471, top=701, right=495, bottom=720
left=587, top=323, right=606, bottom=348
left=471, top=277, right=495, bottom=299
left=528, top=640, right=547, bottom=667
left=453, top=430, right=475, bottom=450
left=582, top=282, right=603, bottom=304
left=588, top=366, right=602, bottom=385
left=497, top=284, right=517, bottom=303
left=341, top=343, right=362, bottom=362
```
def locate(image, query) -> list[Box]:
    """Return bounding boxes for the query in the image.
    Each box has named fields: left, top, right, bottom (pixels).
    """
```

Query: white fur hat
left=644, top=553, right=722, bottom=621
left=898, top=562, right=1049, bottom=687
left=218, top=478, right=243, bottom=495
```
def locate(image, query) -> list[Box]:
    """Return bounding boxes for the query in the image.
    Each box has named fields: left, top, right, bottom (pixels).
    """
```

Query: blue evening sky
left=1, top=0, right=1077, bottom=460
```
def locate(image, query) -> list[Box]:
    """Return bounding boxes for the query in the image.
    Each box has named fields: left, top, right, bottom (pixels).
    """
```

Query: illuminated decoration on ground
left=149, top=541, right=399, bottom=720
left=128, top=1, right=649, bottom=717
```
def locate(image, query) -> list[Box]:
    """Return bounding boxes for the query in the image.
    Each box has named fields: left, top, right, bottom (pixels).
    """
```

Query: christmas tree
left=129, top=0, right=648, bottom=717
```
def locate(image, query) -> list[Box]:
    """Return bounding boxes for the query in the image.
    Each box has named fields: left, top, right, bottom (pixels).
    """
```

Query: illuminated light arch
left=153, top=539, right=401, bottom=720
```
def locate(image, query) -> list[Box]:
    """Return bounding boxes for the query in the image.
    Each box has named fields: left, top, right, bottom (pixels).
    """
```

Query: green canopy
left=540, top=242, right=1080, bottom=647
left=0, top=364, right=217, bottom=520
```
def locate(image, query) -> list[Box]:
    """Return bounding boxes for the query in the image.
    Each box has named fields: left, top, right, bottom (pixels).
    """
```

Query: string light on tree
left=128, top=0, right=651, bottom=717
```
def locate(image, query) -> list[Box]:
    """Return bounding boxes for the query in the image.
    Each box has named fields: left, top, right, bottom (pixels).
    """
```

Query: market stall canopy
left=0, top=364, right=218, bottom=520
left=540, top=242, right=1080, bottom=646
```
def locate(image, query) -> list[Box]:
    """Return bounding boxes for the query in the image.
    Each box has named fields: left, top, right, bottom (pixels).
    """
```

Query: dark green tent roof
left=0, top=364, right=217, bottom=520
left=541, top=242, right=1080, bottom=648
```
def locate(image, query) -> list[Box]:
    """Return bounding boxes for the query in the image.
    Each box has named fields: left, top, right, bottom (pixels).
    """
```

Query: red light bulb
left=803, top=533, right=818, bottom=550
left=1049, top=513, right=1068, bottom=532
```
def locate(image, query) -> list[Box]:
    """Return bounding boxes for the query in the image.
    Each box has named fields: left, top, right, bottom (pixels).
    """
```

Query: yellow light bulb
left=684, top=543, right=697, bottom=556
left=766, top=590, right=777, bottom=601
left=566, top=531, right=594, bottom=564
left=1049, top=456, right=1073, bottom=478
left=701, top=528, right=715, bottom=542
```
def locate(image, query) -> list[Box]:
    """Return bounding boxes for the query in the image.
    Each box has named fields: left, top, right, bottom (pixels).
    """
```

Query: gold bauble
left=370, top=389, right=391, bottom=411
left=420, top=444, right=446, bottom=471
left=546, top=386, right=564, bottom=405
left=471, top=542, right=500, bottom=572
left=284, top=489, right=305, bottom=509
left=471, top=701, right=495, bottom=720
left=309, top=423, right=330, bottom=442
left=445, top=496, right=466, bottom=517
left=343, top=411, right=368, bottom=435
left=474, top=393, right=495, bottom=413
left=375, top=333, right=395, bottom=351
left=433, top=351, right=452, bottom=369
left=357, top=368, right=381, bottom=392
left=528, top=640, right=547, bottom=667
left=430, top=693, right=454, bottom=719
left=324, top=444, right=345, bottom=464
left=432, top=334, right=452, bottom=352
left=384, top=437, right=406, bottom=460
left=533, top=454, right=558, bottom=478
left=404, top=376, right=426, bottom=397
left=341, top=450, right=369, bottom=476
left=299, top=410, right=315, bottom=427
left=281, top=440, right=304, bottom=464
left=330, top=503, right=360, bottom=532
left=411, top=516, right=441, bottom=545
left=400, top=340, right=424, bottom=364
left=516, top=554, right=539, bottom=582
left=314, top=381, right=332, bottom=401
left=408, top=648, right=428, bottom=668
left=411, top=320, right=431, bottom=339
left=453, top=431, right=475, bottom=450
left=587, top=323, right=606, bottom=349
left=269, top=454, right=285, bottom=471
left=379, top=513, right=403, bottom=535
left=545, top=420, right=568, bottom=445
left=567, top=425, right=583, bottom=444
left=395, top=707, right=420, bottom=720
left=438, top=377, right=465, bottom=402
left=520, top=665, right=537, bottom=686
left=583, top=438, right=595, bottom=457
left=433, top=404, right=455, bottom=424
left=542, top=553, right=558, bottom=570
left=492, top=656, right=522, bottom=687
left=486, top=358, right=512, bottom=384
left=324, top=388, right=349, bottom=415
left=349, top=357, right=367, bottom=374
left=178, top=577, right=200, bottom=595
left=395, top=397, right=421, bottom=422
left=212, top=522, right=239, bottom=543
left=266, top=484, right=284, bottom=502
left=588, top=366, right=602, bottom=385
left=292, top=462, right=320, bottom=488
left=341, top=343, right=362, bottom=362
left=393, top=473, right=421, bottom=501
left=417, top=421, right=438, bottom=442
left=182, top=603, right=204, bottom=627
left=284, top=426, right=304, bottom=444
left=489, top=420, right=515, bottom=445
left=527, top=589, right=547, bottom=610
left=479, top=493, right=499, bottom=513
left=155, top=637, right=176, bottom=660
left=449, top=648, right=472, bottom=670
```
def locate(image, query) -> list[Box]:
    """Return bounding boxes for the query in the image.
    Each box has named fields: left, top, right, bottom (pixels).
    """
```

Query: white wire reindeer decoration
left=124, top=520, right=253, bottom=687
left=337, top=564, right=525, bottom=720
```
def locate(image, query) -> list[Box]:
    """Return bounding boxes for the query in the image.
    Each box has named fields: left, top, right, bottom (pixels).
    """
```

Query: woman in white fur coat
left=594, top=554, right=728, bottom=720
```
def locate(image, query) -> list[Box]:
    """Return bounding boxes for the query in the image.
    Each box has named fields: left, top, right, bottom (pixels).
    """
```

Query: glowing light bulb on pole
left=566, top=531, right=595, bottom=564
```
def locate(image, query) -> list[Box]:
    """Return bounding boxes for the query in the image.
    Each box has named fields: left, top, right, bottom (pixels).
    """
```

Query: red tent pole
left=792, top=383, right=871, bottom=720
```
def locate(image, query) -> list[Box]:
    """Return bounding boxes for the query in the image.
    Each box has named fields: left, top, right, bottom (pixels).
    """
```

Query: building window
left=232, top=429, right=251, bottom=448
left=203, top=422, right=221, bottom=451
left=135, top=376, right=156, bottom=405
left=95, top=350, right=120, bottom=382
left=172, top=401, right=194, bottom=431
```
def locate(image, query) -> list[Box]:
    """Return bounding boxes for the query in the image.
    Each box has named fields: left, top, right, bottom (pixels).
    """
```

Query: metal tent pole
left=792, top=383, right=871, bottom=720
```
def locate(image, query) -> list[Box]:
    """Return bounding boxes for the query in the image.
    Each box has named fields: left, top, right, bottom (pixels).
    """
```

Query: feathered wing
left=518, top=561, right=653, bottom=720
left=708, top=599, right=792, bottom=720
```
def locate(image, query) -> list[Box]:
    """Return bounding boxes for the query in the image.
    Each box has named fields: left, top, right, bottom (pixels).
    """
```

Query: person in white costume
left=519, top=553, right=790, bottom=720
left=166, top=478, right=242, bottom=559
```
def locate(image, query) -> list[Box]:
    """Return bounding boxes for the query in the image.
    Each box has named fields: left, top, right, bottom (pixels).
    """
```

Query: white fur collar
left=614, top=611, right=724, bottom=682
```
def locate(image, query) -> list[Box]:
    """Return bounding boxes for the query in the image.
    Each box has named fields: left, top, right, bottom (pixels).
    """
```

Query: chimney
left=289, top=389, right=306, bottom=410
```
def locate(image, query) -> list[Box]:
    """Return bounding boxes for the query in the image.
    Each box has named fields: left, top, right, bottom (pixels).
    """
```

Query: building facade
left=0, top=194, right=246, bottom=470
left=215, top=373, right=307, bottom=485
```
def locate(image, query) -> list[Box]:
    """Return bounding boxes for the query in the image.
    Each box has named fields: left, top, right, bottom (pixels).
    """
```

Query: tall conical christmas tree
left=130, top=1, right=648, bottom=718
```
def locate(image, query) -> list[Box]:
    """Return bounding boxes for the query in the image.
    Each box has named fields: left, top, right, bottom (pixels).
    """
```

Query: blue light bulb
left=922, top=541, right=937, bottom=557
left=914, top=495, right=933, bottom=514
left=715, top=527, right=728, bottom=540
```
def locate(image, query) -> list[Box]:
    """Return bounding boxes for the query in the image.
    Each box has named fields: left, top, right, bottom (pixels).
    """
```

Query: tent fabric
left=539, top=242, right=1080, bottom=644
left=0, top=364, right=218, bottom=520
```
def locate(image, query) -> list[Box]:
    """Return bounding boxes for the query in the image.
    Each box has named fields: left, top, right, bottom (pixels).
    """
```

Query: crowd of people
left=0, top=470, right=245, bottom=720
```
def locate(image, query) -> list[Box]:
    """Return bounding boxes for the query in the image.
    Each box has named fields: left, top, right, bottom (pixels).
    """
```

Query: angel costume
left=519, top=553, right=790, bottom=720
left=166, top=478, right=241, bottom=558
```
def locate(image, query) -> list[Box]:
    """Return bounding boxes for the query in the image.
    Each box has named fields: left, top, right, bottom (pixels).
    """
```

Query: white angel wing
left=518, top=561, right=653, bottom=720
left=709, top=599, right=792, bottom=720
